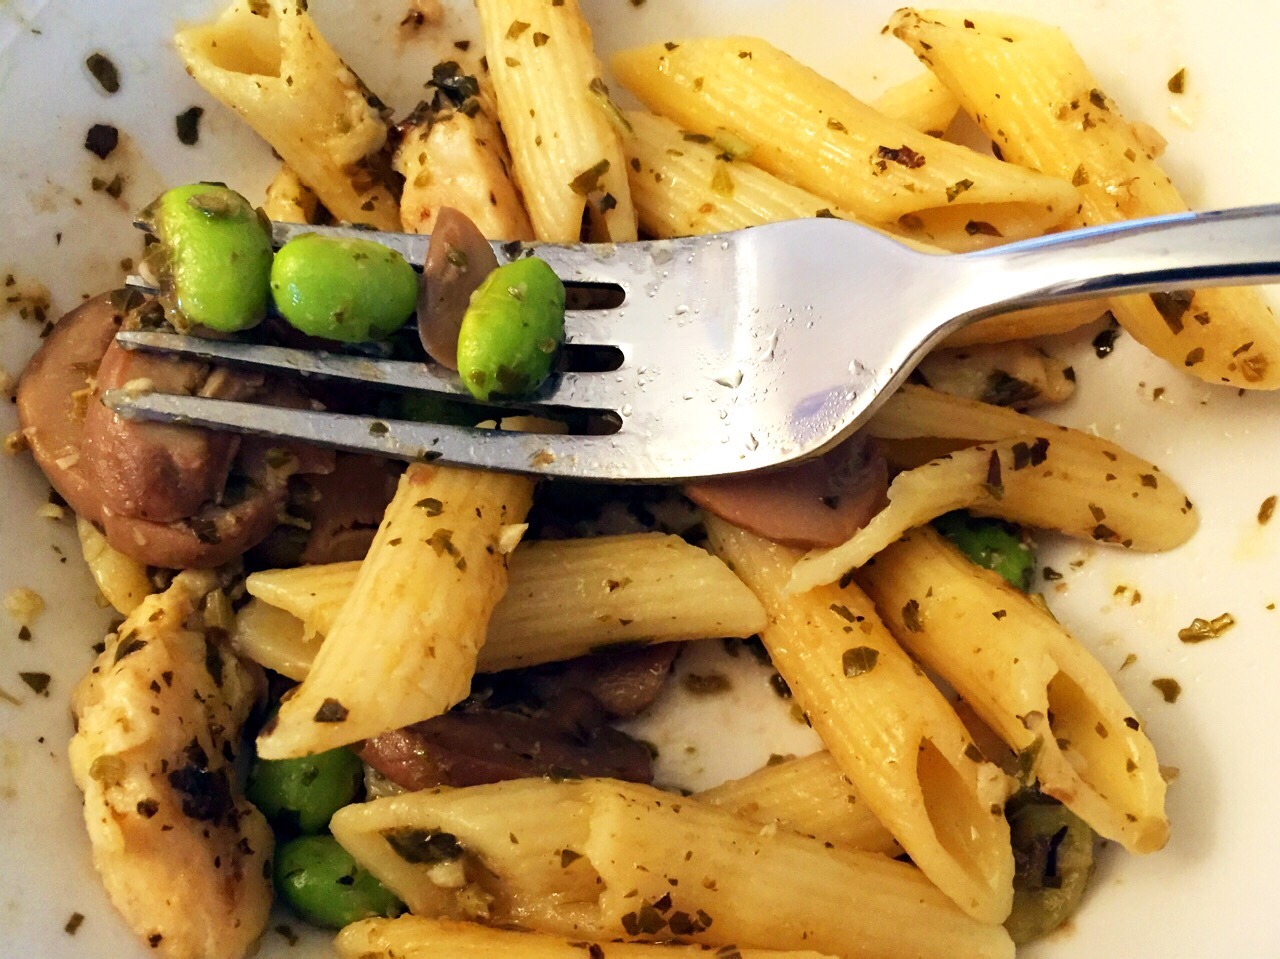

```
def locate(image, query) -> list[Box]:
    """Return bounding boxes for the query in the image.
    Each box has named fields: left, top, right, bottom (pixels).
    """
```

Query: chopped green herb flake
left=842, top=646, right=879, bottom=677
left=1178, top=612, right=1235, bottom=643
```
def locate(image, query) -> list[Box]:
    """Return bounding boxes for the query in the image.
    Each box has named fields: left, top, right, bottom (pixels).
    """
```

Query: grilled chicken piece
left=69, top=571, right=272, bottom=959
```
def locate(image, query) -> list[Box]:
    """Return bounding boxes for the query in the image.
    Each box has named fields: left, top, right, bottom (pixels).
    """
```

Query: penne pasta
left=704, top=517, right=1014, bottom=924
left=914, top=341, right=1076, bottom=409
left=330, top=778, right=1014, bottom=959
left=336, top=916, right=838, bottom=959
left=891, top=8, right=1280, bottom=389
left=230, top=598, right=317, bottom=682
left=788, top=428, right=1198, bottom=592
left=611, top=36, right=1078, bottom=241
left=476, top=0, right=636, bottom=242
left=394, top=81, right=535, bottom=240
left=697, top=750, right=900, bottom=856
left=857, top=527, right=1168, bottom=852
left=262, top=163, right=320, bottom=224
left=944, top=298, right=1110, bottom=347
left=175, top=0, right=399, bottom=229
left=871, top=70, right=960, bottom=136
left=242, top=533, right=765, bottom=675
left=255, top=464, right=534, bottom=759
left=76, top=516, right=152, bottom=616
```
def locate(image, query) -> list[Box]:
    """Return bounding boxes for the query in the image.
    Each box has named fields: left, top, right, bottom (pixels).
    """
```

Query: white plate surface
left=1, top=0, right=1279, bottom=955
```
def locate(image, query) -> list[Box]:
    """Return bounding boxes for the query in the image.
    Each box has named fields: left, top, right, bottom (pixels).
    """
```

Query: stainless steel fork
left=107, top=207, right=1280, bottom=482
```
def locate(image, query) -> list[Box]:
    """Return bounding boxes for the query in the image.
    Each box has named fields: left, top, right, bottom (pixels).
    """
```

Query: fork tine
left=101, top=390, right=640, bottom=480
left=114, top=331, right=620, bottom=412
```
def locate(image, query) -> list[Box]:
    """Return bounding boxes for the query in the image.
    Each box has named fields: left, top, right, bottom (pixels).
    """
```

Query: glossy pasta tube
left=330, top=778, right=1014, bottom=959
left=788, top=431, right=1198, bottom=592
left=696, top=751, right=900, bottom=855
left=705, top=517, right=1014, bottom=924
left=394, top=92, right=535, bottom=240
left=242, top=533, right=765, bottom=675
left=857, top=527, right=1169, bottom=852
left=871, top=70, right=960, bottom=135
left=891, top=8, right=1280, bottom=389
left=262, top=164, right=320, bottom=224
left=476, top=0, right=636, bottom=241
left=336, top=917, right=837, bottom=959
left=611, top=36, right=1077, bottom=240
left=255, top=464, right=534, bottom=759
left=76, top=516, right=151, bottom=616
left=175, top=0, right=398, bottom=229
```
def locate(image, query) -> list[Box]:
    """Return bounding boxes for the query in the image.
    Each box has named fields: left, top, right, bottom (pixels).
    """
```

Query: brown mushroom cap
left=16, top=293, right=325, bottom=568
left=683, top=434, right=889, bottom=549
left=417, top=206, right=500, bottom=369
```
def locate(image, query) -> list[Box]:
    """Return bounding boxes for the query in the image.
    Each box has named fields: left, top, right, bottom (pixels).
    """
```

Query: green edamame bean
left=141, top=183, right=273, bottom=332
left=1004, top=793, right=1095, bottom=944
left=270, top=233, right=418, bottom=342
left=933, top=511, right=1036, bottom=591
left=274, top=835, right=403, bottom=929
left=456, top=257, right=565, bottom=401
left=245, top=746, right=362, bottom=835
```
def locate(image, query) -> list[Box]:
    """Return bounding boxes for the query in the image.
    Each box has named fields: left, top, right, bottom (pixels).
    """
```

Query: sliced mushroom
left=17, top=293, right=328, bottom=569
left=82, top=342, right=260, bottom=522
left=417, top=206, right=500, bottom=368
left=356, top=689, right=653, bottom=791
left=531, top=643, right=681, bottom=718
left=683, top=434, right=890, bottom=549
left=298, top=453, right=402, bottom=565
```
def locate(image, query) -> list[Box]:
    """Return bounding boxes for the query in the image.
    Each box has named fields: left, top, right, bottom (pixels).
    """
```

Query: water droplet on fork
left=715, top=369, right=744, bottom=389
left=746, top=433, right=759, bottom=451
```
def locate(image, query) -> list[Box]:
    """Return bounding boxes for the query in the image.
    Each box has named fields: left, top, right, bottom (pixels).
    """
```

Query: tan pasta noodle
left=858, top=527, right=1169, bottom=853
left=611, top=36, right=1078, bottom=240
left=891, top=8, right=1280, bottom=388
left=330, top=778, right=1015, bottom=959
left=705, top=517, right=1014, bottom=924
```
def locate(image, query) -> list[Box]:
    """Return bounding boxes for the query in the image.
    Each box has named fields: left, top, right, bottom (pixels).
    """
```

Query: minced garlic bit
left=5, top=587, right=46, bottom=628
left=3, top=429, right=31, bottom=455
left=36, top=503, right=68, bottom=522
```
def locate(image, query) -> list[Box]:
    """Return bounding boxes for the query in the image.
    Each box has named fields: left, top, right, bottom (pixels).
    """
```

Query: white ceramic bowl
left=2, top=1, right=1278, bottom=955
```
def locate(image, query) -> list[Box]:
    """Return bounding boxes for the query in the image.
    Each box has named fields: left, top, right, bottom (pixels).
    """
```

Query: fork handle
left=959, top=203, right=1280, bottom=315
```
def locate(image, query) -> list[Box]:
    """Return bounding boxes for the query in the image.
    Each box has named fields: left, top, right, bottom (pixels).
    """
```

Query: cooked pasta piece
left=394, top=82, right=535, bottom=240
left=476, top=0, right=636, bottom=241
left=69, top=571, right=272, bottom=959
left=857, top=527, right=1169, bottom=852
left=705, top=517, right=1014, bottom=924
left=891, top=8, right=1280, bottom=388
left=255, top=464, right=534, bottom=759
left=262, top=163, right=320, bottom=224
left=337, top=917, right=837, bottom=959
left=623, top=110, right=855, bottom=236
left=330, top=778, right=1014, bottom=959
left=230, top=597, right=316, bottom=682
left=697, top=750, right=900, bottom=855
left=788, top=428, right=1198, bottom=592
left=611, top=37, right=1077, bottom=240
left=871, top=70, right=960, bottom=135
left=241, top=533, right=764, bottom=674
left=943, top=299, right=1110, bottom=347
left=914, top=341, right=1076, bottom=409
left=76, top=516, right=152, bottom=615
left=175, top=0, right=399, bottom=229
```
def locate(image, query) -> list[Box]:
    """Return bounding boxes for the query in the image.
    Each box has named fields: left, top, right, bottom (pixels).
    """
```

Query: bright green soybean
left=933, top=511, right=1036, bottom=592
left=142, top=183, right=273, bottom=332
left=456, top=257, right=565, bottom=401
left=271, top=233, right=418, bottom=342
left=274, top=835, right=403, bottom=929
left=245, top=747, right=362, bottom=835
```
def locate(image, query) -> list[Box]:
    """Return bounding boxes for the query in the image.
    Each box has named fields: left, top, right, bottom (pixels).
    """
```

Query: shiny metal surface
left=108, top=205, right=1280, bottom=481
